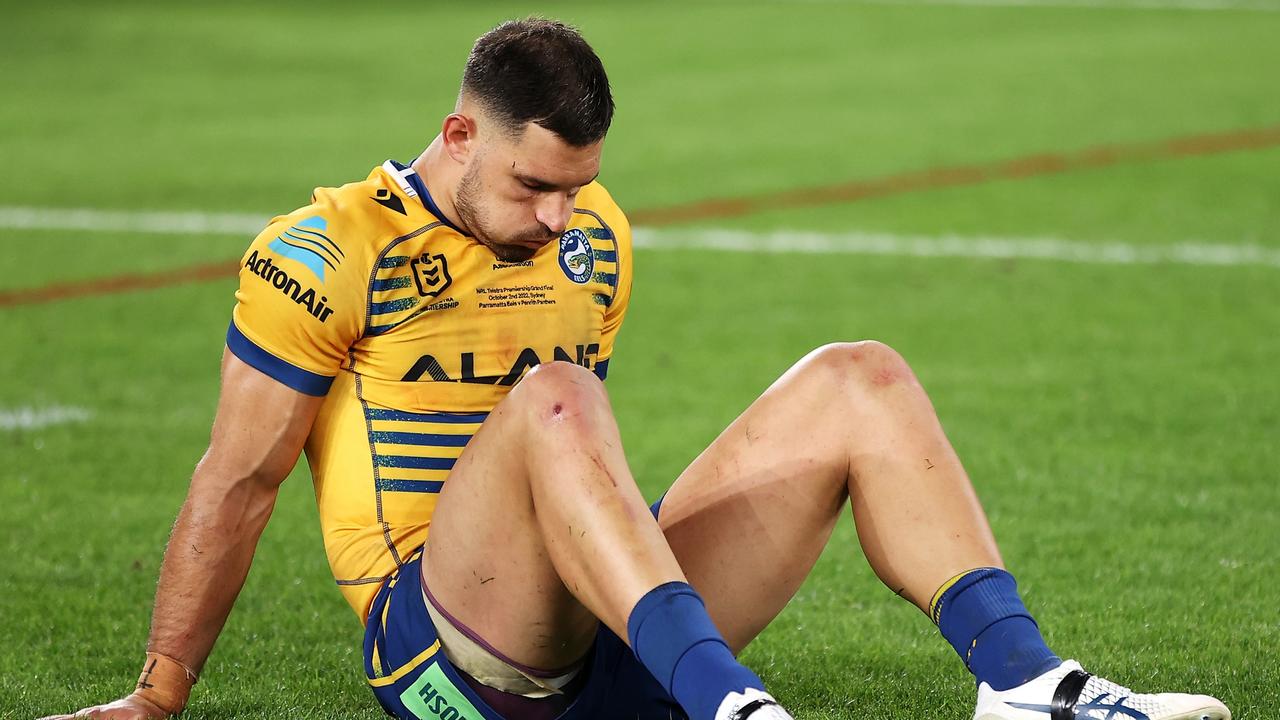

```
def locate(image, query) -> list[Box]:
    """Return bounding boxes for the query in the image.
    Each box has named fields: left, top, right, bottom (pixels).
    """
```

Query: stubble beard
left=455, top=165, right=553, bottom=263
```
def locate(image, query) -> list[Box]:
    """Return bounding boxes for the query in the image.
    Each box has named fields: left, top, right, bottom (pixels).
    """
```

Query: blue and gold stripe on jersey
left=365, top=246, right=454, bottom=338
left=571, top=208, right=621, bottom=310
left=363, top=405, right=486, bottom=494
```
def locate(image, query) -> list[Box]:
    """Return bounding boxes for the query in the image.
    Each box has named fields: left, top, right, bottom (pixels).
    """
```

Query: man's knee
left=511, top=361, right=609, bottom=425
left=509, top=362, right=637, bottom=496
left=802, top=340, right=917, bottom=392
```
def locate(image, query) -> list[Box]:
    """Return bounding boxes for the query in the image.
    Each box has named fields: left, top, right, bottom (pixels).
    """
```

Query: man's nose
left=535, top=194, right=573, bottom=235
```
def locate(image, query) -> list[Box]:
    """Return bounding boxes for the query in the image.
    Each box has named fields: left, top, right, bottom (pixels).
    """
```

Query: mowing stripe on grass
left=1, top=226, right=1275, bottom=310
left=1, top=230, right=1277, bottom=310
left=827, top=0, right=1280, bottom=12
left=627, top=125, right=1280, bottom=226
left=5, top=126, right=1279, bottom=241
left=632, top=228, right=1280, bottom=268
left=0, top=405, right=92, bottom=431
left=3, top=123, right=1279, bottom=307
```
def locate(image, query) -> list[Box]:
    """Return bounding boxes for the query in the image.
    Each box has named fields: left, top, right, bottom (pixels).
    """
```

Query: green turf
left=2, top=1, right=1277, bottom=718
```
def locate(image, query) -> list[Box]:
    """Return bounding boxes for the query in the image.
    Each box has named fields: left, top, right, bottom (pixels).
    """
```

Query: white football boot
left=974, top=660, right=1231, bottom=720
left=716, top=687, right=796, bottom=720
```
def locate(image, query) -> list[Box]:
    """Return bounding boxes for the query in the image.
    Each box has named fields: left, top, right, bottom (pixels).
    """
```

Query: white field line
left=809, top=0, right=1280, bottom=11
left=0, top=205, right=268, bottom=237
left=632, top=228, right=1280, bottom=268
left=2, top=205, right=1278, bottom=269
left=0, top=405, right=92, bottom=431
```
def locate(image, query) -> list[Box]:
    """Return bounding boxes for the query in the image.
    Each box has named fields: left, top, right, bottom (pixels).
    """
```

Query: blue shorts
left=363, top=499, right=685, bottom=720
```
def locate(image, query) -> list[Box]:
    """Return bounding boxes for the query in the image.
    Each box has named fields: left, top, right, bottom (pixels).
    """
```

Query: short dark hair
left=462, top=18, right=614, bottom=146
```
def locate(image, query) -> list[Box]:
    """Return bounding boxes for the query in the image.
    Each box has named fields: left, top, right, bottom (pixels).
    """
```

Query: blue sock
left=627, top=581, right=764, bottom=720
left=931, top=568, right=1062, bottom=691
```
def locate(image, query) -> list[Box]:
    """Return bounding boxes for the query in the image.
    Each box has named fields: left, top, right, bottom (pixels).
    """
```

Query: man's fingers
left=37, top=698, right=167, bottom=720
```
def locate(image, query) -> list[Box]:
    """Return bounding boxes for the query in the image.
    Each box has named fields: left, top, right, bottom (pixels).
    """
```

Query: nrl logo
left=411, top=252, right=453, bottom=298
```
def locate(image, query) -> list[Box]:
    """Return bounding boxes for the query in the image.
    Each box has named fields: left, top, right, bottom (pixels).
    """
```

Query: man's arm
left=42, top=350, right=326, bottom=720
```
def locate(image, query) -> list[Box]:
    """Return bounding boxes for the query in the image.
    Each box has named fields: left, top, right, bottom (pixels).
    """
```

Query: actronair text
left=245, top=250, right=335, bottom=322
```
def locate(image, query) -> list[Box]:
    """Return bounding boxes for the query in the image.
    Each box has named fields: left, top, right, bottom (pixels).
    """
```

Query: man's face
left=454, top=122, right=603, bottom=262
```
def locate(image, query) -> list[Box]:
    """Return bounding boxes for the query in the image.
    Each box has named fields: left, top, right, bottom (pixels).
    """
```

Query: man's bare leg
left=655, top=341, right=1233, bottom=719
left=424, top=361, right=681, bottom=667
left=657, top=341, right=1003, bottom=651
left=422, top=361, right=778, bottom=720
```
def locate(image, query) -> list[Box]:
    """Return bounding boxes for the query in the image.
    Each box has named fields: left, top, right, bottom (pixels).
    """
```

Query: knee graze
left=512, top=362, right=635, bottom=496
left=514, top=361, right=608, bottom=424
left=806, top=340, right=915, bottom=389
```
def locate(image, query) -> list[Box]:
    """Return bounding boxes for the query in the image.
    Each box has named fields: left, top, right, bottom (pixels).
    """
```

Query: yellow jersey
left=227, top=160, right=632, bottom=621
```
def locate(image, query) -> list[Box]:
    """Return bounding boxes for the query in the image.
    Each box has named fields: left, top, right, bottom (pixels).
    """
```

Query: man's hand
left=38, top=693, right=169, bottom=720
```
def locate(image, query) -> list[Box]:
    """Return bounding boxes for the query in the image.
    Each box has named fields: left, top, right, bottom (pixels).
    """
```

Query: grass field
left=2, top=1, right=1278, bottom=718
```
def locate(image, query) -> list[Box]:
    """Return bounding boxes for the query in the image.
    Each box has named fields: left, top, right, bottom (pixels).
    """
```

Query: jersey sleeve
left=227, top=201, right=366, bottom=396
left=596, top=206, right=632, bottom=376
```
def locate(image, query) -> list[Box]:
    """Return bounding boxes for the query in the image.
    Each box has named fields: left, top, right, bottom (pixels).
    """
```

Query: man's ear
left=441, top=113, right=477, bottom=165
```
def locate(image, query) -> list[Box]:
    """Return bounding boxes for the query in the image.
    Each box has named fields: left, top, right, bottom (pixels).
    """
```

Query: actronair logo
left=267, top=215, right=343, bottom=282
left=244, top=250, right=335, bottom=323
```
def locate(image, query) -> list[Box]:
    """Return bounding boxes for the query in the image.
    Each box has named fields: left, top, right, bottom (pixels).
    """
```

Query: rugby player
left=44, top=18, right=1231, bottom=720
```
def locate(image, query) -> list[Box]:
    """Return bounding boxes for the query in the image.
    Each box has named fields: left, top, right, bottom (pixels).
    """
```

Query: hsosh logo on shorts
left=557, top=228, right=593, bottom=284
left=415, top=680, right=473, bottom=720
left=399, top=662, right=483, bottom=720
